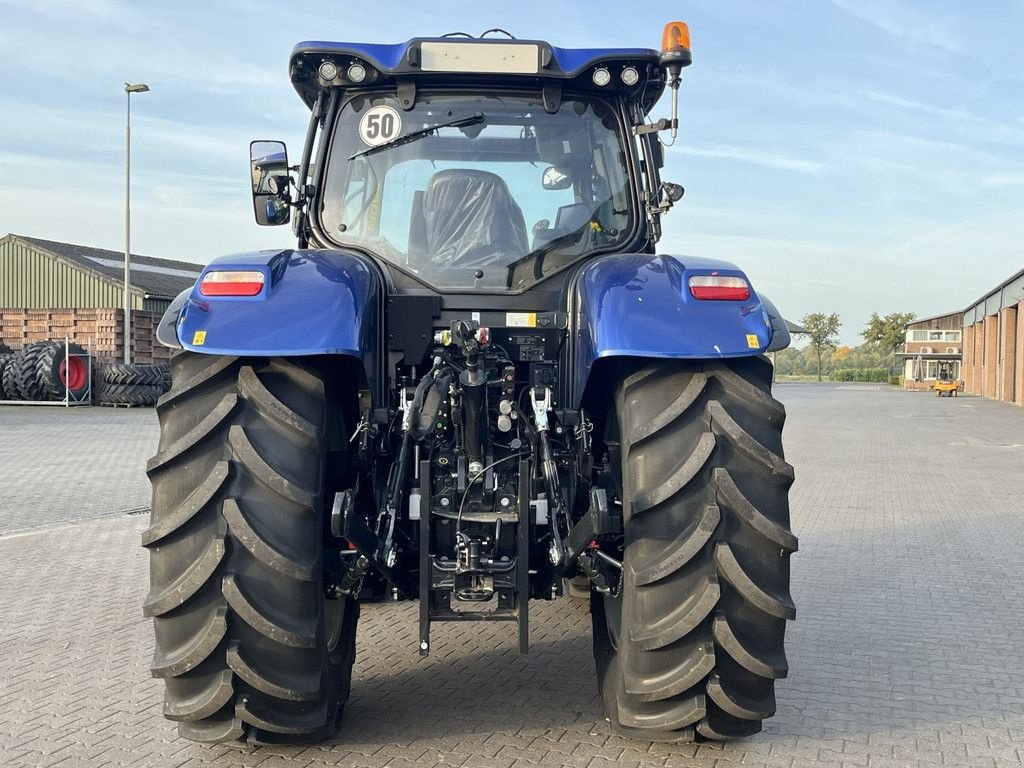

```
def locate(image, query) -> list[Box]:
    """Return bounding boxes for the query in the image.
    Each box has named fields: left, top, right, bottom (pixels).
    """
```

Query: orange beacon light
left=659, top=21, right=691, bottom=140
left=661, top=21, right=692, bottom=62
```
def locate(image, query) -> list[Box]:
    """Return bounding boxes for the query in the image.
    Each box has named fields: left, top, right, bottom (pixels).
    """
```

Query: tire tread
left=146, top=352, right=357, bottom=744
left=592, top=358, right=796, bottom=742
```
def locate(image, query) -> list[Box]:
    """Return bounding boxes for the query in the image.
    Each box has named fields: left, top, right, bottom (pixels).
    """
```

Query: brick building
left=897, top=311, right=963, bottom=388
left=962, top=267, right=1024, bottom=406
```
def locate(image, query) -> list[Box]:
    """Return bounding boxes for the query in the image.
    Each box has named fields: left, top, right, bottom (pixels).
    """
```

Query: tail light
left=688, top=274, right=750, bottom=301
left=199, top=270, right=265, bottom=297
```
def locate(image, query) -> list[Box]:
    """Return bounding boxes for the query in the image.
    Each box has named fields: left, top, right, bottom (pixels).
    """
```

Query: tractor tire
left=35, top=342, right=89, bottom=401
left=144, top=352, right=358, bottom=745
left=0, top=353, right=16, bottom=399
left=13, top=342, right=54, bottom=400
left=96, top=382, right=162, bottom=406
left=592, top=357, right=796, bottom=742
left=102, top=362, right=169, bottom=387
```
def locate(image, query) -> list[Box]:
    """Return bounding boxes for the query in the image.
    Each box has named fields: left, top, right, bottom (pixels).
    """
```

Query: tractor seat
left=421, top=169, right=528, bottom=268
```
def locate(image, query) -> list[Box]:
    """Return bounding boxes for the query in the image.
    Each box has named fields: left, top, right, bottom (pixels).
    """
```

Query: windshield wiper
left=348, top=112, right=486, bottom=160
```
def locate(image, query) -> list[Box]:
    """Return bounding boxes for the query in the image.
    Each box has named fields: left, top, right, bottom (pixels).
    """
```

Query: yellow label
left=746, top=334, right=760, bottom=349
left=506, top=312, right=537, bottom=328
left=193, top=330, right=207, bottom=346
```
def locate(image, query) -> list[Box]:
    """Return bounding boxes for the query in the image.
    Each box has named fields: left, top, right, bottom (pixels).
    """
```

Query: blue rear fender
left=168, top=248, right=381, bottom=380
left=572, top=254, right=775, bottom=404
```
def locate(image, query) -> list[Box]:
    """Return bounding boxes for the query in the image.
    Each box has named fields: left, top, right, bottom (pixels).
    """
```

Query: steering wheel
left=504, top=222, right=593, bottom=288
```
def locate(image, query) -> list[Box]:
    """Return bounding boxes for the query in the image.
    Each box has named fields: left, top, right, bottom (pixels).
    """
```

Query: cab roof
left=289, top=37, right=665, bottom=113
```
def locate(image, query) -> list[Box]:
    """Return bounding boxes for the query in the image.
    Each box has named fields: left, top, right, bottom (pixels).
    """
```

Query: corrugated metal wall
left=0, top=238, right=143, bottom=310
left=143, top=297, right=171, bottom=313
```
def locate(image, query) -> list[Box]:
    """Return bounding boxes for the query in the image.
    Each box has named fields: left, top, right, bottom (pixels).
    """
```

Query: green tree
left=840, top=343, right=889, bottom=369
left=861, top=312, right=917, bottom=353
left=771, top=346, right=802, bottom=376
left=861, top=311, right=916, bottom=375
left=802, top=312, right=842, bottom=381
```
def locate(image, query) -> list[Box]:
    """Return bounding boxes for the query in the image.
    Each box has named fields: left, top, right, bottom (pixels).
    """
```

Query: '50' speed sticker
left=358, top=106, right=402, bottom=147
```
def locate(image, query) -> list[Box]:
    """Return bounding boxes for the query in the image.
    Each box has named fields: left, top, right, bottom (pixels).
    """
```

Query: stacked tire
left=36, top=341, right=90, bottom=400
left=0, top=341, right=90, bottom=402
left=0, top=350, right=16, bottom=400
left=95, top=362, right=171, bottom=406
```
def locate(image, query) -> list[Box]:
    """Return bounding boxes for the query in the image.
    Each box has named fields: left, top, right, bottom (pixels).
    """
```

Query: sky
left=1, top=0, right=1022, bottom=344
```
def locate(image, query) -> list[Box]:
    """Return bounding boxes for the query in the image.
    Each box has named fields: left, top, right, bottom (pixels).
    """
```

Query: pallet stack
left=0, top=308, right=167, bottom=363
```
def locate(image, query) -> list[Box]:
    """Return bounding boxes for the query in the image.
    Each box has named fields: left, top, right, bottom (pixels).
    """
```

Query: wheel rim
left=59, top=356, right=87, bottom=391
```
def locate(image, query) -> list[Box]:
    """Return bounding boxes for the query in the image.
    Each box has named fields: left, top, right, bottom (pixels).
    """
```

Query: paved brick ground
left=1, top=385, right=1024, bottom=767
left=0, top=406, right=158, bottom=533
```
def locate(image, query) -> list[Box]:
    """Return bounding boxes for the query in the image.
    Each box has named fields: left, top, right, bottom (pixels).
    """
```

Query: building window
left=908, top=328, right=961, bottom=343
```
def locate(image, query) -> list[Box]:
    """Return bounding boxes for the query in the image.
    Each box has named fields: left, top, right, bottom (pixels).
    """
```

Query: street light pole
left=124, top=82, right=150, bottom=365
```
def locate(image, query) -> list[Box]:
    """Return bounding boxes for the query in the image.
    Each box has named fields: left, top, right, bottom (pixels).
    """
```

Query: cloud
left=0, top=148, right=240, bottom=203
left=981, top=173, right=1024, bottom=189
left=860, top=90, right=1024, bottom=146
left=891, top=210, right=1024, bottom=257
left=829, top=0, right=962, bottom=54
left=0, top=0, right=151, bottom=31
left=861, top=90, right=945, bottom=114
left=0, top=4, right=281, bottom=97
left=0, top=97, right=279, bottom=170
left=812, top=128, right=1024, bottom=200
left=850, top=130, right=995, bottom=162
left=676, top=144, right=827, bottom=175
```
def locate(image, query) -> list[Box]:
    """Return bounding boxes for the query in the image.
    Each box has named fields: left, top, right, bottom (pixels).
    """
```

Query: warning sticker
left=746, top=334, right=760, bottom=349
left=193, top=330, right=207, bottom=346
left=506, top=312, right=537, bottom=328
left=358, top=106, right=402, bottom=147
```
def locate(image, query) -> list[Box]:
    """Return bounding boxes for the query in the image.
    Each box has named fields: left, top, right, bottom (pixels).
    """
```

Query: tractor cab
left=252, top=27, right=692, bottom=293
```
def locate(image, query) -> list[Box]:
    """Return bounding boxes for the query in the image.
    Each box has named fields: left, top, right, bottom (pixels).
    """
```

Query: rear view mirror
left=541, top=165, right=572, bottom=191
left=250, top=140, right=291, bottom=226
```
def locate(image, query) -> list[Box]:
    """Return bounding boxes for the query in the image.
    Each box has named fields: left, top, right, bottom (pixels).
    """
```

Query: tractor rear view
left=144, top=22, right=797, bottom=746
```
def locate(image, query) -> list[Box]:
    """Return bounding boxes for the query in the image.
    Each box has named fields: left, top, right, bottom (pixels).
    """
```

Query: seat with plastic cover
left=422, top=169, right=528, bottom=269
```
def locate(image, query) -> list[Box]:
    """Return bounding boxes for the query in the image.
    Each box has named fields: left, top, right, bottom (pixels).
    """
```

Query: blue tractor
left=145, top=22, right=797, bottom=746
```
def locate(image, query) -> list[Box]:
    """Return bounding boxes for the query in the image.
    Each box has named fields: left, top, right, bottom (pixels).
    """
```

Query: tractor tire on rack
left=103, top=362, right=169, bottom=387
left=592, top=357, right=796, bottom=742
left=0, top=353, right=16, bottom=400
left=144, top=352, right=358, bottom=745
left=35, top=342, right=89, bottom=401
left=96, top=382, right=163, bottom=406
left=13, top=342, right=55, bottom=401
